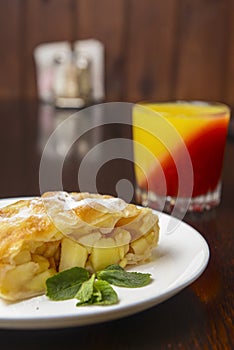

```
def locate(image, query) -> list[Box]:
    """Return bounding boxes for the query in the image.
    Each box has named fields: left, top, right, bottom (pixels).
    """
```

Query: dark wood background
left=0, top=0, right=234, bottom=105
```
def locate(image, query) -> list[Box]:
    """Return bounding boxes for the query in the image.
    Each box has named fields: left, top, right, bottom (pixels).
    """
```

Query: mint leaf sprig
left=46, top=264, right=152, bottom=307
left=76, top=279, right=118, bottom=306
left=97, top=264, right=151, bottom=288
left=45, top=267, right=89, bottom=301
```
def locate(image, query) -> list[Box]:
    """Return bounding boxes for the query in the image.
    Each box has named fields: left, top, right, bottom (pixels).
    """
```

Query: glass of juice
left=132, top=101, right=230, bottom=213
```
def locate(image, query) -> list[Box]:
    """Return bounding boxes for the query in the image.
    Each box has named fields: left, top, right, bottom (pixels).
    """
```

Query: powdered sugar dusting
left=43, top=191, right=128, bottom=213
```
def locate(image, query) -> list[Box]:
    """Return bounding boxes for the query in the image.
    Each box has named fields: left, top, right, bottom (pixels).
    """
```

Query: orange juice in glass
left=132, top=101, right=230, bottom=212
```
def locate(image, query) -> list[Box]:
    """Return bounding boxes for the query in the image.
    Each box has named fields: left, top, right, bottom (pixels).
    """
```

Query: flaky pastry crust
left=0, top=191, right=159, bottom=301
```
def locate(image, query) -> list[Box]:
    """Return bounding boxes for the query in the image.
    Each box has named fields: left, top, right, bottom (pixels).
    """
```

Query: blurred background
left=0, top=0, right=233, bottom=199
left=0, top=0, right=234, bottom=104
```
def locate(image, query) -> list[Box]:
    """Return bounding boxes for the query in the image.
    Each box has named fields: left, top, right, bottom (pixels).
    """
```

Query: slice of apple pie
left=0, top=191, right=159, bottom=301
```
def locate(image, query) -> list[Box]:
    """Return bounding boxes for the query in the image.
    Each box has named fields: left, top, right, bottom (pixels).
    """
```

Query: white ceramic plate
left=0, top=198, right=209, bottom=330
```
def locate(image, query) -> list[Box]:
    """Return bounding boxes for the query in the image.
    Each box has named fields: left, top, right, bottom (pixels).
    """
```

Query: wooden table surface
left=0, top=99, right=233, bottom=350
